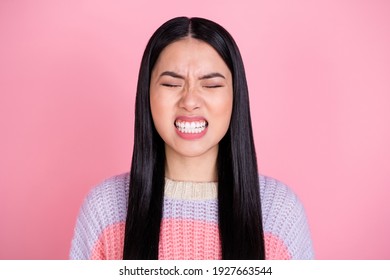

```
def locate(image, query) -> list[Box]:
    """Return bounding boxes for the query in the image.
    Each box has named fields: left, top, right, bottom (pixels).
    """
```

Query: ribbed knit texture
left=69, top=173, right=314, bottom=259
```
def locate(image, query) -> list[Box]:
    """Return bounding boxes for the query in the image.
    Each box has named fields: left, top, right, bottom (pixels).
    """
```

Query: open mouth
left=174, top=120, right=208, bottom=134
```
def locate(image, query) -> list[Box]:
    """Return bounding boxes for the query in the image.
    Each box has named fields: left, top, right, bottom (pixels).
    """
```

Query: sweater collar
left=164, top=177, right=217, bottom=200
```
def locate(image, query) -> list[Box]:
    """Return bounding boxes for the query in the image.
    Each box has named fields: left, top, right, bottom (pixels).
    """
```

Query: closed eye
left=203, top=85, right=223, bottom=88
left=161, top=83, right=181, bottom=88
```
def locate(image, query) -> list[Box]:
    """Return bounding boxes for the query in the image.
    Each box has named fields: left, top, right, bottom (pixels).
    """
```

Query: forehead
left=152, top=37, right=230, bottom=74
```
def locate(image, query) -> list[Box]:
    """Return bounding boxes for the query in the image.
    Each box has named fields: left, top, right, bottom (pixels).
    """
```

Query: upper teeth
left=175, top=121, right=207, bottom=134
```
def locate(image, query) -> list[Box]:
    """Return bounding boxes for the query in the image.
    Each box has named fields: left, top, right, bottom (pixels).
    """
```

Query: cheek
left=150, top=96, right=160, bottom=117
left=150, top=94, right=163, bottom=129
left=213, top=95, right=233, bottom=123
left=150, top=93, right=174, bottom=137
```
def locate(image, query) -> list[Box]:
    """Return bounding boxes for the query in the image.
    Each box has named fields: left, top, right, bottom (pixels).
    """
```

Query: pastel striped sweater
left=69, top=173, right=314, bottom=259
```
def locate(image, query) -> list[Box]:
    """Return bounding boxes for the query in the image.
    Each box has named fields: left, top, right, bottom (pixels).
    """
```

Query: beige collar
left=164, top=177, right=217, bottom=200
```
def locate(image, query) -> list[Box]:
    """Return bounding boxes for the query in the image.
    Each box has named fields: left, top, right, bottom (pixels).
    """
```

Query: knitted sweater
left=69, top=173, right=314, bottom=259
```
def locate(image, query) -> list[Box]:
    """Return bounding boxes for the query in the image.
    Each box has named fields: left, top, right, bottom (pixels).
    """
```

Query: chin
left=173, top=143, right=218, bottom=158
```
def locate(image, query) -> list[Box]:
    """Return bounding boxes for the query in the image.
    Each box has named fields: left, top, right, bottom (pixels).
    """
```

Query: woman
left=70, top=17, right=314, bottom=260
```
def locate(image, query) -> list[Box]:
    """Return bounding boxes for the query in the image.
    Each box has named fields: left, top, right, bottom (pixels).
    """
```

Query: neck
left=164, top=146, right=218, bottom=182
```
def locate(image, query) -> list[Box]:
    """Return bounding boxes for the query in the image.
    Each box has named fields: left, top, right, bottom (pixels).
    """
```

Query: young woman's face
left=150, top=37, right=233, bottom=160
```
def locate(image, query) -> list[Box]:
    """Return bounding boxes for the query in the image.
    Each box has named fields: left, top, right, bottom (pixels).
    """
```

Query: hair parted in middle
left=123, top=16, right=265, bottom=259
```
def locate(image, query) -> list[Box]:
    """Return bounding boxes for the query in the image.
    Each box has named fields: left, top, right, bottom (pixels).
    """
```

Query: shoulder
left=259, top=175, right=314, bottom=259
left=85, top=172, right=130, bottom=207
left=82, top=172, right=130, bottom=224
left=69, top=173, right=130, bottom=259
left=259, top=175, right=303, bottom=217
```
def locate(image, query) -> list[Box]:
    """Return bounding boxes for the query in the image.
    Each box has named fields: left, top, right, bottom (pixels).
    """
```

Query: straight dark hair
left=123, top=17, right=265, bottom=259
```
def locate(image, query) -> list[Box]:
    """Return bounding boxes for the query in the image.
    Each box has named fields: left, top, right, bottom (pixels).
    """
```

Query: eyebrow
left=159, top=71, right=185, bottom=79
left=199, top=72, right=226, bottom=80
left=159, top=71, right=226, bottom=80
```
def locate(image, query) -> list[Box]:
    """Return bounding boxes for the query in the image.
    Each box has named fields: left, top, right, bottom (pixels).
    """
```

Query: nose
left=178, top=86, right=201, bottom=111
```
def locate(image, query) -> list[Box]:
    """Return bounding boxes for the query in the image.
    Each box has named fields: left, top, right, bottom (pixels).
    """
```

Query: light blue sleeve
left=69, top=173, right=129, bottom=259
left=260, top=175, right=315, bottom=259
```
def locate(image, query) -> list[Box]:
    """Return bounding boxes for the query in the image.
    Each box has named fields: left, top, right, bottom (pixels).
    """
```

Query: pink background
left=1, top=0, right=389, bottom=259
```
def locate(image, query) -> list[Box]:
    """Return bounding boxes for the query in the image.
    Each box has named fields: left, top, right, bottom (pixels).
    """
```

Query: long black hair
left=123, top=17, right=264, bottom=259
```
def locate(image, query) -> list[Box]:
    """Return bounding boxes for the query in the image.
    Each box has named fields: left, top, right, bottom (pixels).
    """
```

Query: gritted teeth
left=174, top=119, right=208, bottom=134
